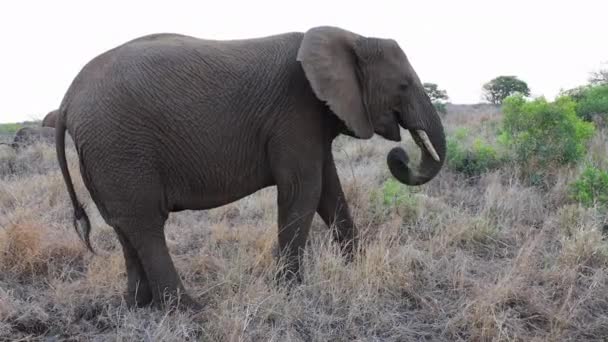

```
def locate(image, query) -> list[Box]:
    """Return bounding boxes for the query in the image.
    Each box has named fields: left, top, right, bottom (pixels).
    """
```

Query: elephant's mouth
left=376, top=110, right=403, bottom=142
left=394, top=109, right=441, bottom=163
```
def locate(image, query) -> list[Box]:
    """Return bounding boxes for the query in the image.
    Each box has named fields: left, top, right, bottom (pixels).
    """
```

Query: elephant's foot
left=338, top=238, right=358, bottom=263
left=154, top=288, right=204, bottom=312
left=272, top=243, right=299, bottom=280
left=274, top=255, right=304, bottom=291
left=174, top=293, right=204, bottom=312
left=123, top=287, right=153, bottom=309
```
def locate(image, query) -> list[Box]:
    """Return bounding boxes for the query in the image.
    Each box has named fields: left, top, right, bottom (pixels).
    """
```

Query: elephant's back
left=62, top=30, right=306, bottom=144
left=63, top=30, right=304, bottom=117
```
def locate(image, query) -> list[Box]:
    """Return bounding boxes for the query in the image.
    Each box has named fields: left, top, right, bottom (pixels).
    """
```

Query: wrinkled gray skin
left=56, top=26, right=446, bottom=311
left=1, top=126, right=55, bottom=150
left=42, top=110, right=59, bottom=128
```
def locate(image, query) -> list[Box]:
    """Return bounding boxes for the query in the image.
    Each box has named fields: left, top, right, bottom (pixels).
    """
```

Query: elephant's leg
left=123, top=220, right=202, bottom=311
left=317, top=154, right=358, bottom=260
left=113, top=227, right=153, bottom=308
left=274, top=167, right=323, bottom=283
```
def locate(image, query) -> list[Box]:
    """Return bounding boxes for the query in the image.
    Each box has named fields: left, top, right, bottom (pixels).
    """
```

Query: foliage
left=423, top=82, right=449, bottom=114
left=570, top=165, right=608, bottom=207
left=369, top=178, right=419, bottom=221
left=0, top=123, right=22, bottom=135
left=560, top=85, right=592, bottom=102
left=482, top=76, right=530, bottom=104
left=575, top=84, right=608, bottom=122
left=589, top=62, right=608, bottom=85
left=446, top=129, right=504, bottom=177
left=423, top=83, right=449, bottom=102
left=433, top=102, right=447, bottom=115
left=501, top=95, right=595, bottom=177
left=379, top=178, right=417, bottom=207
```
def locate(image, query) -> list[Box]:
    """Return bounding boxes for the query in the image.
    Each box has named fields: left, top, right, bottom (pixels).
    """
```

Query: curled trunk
left=387, top=89, right=447, bottom=186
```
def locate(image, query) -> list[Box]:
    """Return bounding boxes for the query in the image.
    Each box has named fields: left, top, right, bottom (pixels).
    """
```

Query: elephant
left=55, top=26, right=446, bottom=311
left=42, top=109, right=59, bottom=128
left=1, top=126, right=55, bottom=150
left=0, top=144, right=16, bottom=175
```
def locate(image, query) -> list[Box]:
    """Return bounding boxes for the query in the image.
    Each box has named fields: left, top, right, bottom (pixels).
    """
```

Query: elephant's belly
left=168, top=171, right=275, bottom=212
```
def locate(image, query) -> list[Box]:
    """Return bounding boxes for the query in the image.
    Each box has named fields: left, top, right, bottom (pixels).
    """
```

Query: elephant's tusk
left=416, top=130, right=440, bottom=162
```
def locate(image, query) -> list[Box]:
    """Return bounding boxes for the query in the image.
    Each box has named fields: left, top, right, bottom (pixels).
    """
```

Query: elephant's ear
left=297, top=26, right=373, bottom=139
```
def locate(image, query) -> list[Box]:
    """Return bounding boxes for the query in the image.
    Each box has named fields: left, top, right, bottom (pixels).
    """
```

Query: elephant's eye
left=399, top=83, right=409, bottom=91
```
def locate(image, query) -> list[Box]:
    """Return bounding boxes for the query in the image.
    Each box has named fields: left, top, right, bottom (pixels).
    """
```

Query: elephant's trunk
left=387, top=88, right=446, bottom=186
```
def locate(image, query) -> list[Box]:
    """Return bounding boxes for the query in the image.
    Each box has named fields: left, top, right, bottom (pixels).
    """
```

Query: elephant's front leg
left=274, top=167, right=323, bottom=283
left=317, top=153, right=358, bottom=260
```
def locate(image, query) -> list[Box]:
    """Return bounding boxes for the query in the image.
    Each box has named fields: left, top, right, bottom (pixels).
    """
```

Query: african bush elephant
left=42, top=109, right=59, bottom=128
left=0, top=144, right=16, bottom=175
left=2, top=126, right=55, bottom=150
left=56, top=26, right=446, bottom=310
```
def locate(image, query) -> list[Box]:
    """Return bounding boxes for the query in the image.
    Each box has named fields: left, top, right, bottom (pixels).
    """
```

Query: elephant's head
left=297, top=26, right=446, bottom=185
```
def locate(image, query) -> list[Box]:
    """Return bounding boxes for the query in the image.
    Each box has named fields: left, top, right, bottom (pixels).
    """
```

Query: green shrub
left=501, top=95, right=595, bottom=176
left=453, top=127, right=469, bottom=140
left=570, top=165, right=608, bottom=207
left=433, top=101, right=447, bottom=115
left=576, top=84, right=608, bottom=122
left=379, top=178, right=417, bottom=207
left=446, top=130, right=504, bottom=177
left=370, top=178, right=419, bottom=221
left=0, top=123, right=22, bottom=135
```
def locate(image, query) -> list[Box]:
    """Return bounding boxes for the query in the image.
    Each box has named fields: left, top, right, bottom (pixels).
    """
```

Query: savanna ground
left=0, top=103, right=607, bottom=341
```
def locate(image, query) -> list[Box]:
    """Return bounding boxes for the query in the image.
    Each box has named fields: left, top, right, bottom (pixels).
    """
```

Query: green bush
left=433, top=101, right=447, bottom=115
left=576, top=84, right=608, bottom=122
left=501, top=95, right=595, bottom=176
left=0, top=123, right=22, bottom=135
left=379, top=178, right=417, bottom=207
left=369, top=178, right=419, bottom=221
left=446, top=129, right=504, bottom=177
left=570, top=165, right=608, bottom=207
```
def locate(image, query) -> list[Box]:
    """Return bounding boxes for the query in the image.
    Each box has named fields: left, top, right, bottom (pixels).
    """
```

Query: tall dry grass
left=0, top=108, right=607, bottom=341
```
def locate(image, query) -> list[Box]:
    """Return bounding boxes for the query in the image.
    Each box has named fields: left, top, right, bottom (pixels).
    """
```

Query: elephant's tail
left=56, top=109, right=94, bottom=253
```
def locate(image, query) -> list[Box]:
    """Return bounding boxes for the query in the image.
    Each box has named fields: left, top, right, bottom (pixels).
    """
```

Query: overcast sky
left=1, top=0, right=606, bottom=123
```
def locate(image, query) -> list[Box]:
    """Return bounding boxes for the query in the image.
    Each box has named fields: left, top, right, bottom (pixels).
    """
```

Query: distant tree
left=423, top=82, right=449, bottom=114
left=589, top=62, right=608, bottom=85
left=423, top=83, right=449, bottom=102
left=560, top=85, right=592, bottom=102
left=482, top=76, right=530, bottom=105
left=575, top=84, right=608, bottom=122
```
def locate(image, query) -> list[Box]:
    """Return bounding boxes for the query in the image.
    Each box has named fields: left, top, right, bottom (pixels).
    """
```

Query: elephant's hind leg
left=121, top=218, right=203, bottom=311
left=114, top=227, right=153, bottom=308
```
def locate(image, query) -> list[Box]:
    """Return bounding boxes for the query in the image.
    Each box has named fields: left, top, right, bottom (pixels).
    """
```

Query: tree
left=589, top=62, right=608, bottom=85
left=575, top=84, right=608, bottom=122
left=482, top=76, right=530, bottom=105
left=423, top=83, right=449, bottom=102
left=560, top=85, right=592, bottom=102
left=423, top=82, right=449, bottom=114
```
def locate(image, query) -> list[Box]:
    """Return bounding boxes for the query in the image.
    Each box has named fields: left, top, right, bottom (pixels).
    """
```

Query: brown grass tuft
left=0, top=222, right=47, bottom=277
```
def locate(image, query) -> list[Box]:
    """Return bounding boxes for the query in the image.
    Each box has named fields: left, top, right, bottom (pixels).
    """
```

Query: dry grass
left=0, top=112, right=607, bottom=341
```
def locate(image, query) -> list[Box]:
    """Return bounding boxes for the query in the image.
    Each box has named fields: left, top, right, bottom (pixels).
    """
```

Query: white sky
left=1, top=0, right=607, bottom=123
